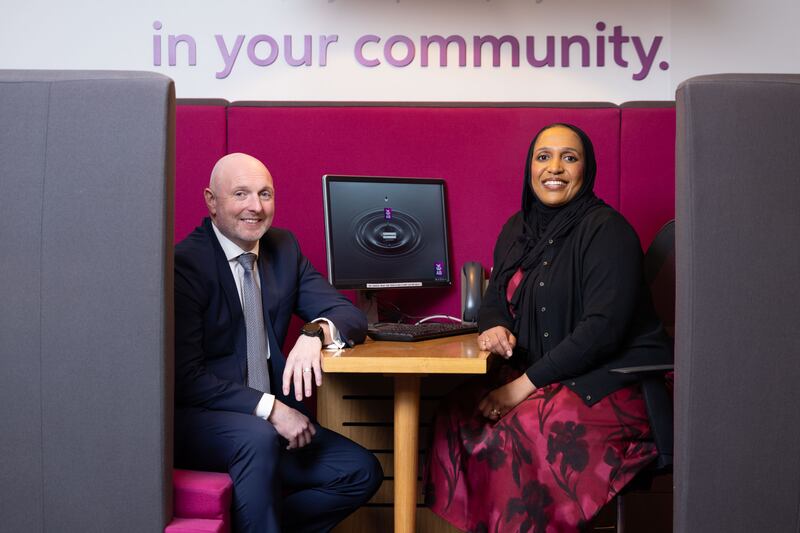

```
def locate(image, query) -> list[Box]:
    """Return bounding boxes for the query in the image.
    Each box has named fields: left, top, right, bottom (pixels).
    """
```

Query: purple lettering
left=152, top=21, right=162, bottom=66
left=284, top=35, right=313, bottom=67
left=525, top=36, right=555, bottom=67
left=385, top=35, right=415, bottom=67
left=355, top=35, right=381, bottom=67
left=595, top=21, right=606, bottom=66
left=318, top=35, right=339, bottom=67
left=247, top=35, right=279, bottom=67
left=560, top=36, right=590, bottom=67
left=473, top=35, right=520, bottom=67
left=631, top=35, right=663, bottom=81
left=609, top=25, right=630, bottom=67
left=215, top=34, right=245, bottom=79
left=168, top=34, right=196, bottom=66
left=420, top=35, right=467, bottom=67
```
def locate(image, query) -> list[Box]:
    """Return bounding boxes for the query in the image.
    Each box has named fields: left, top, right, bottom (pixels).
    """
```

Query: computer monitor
left=322, top=175, right=452, bottom=298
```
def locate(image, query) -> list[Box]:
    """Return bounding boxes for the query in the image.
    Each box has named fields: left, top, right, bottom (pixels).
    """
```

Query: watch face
left=302, top=322, right=324, bottom=339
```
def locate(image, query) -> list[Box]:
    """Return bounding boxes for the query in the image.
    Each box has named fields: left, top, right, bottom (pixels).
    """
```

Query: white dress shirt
left=211, top=222, right=343, bottom=419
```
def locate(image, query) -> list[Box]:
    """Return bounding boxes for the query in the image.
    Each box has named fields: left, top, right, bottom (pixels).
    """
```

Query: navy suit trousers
left=175, top=408, right=382, bottom=533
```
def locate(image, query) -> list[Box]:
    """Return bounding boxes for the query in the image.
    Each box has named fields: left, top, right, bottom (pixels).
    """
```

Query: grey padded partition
left=0, top=71, right=174, bottom=532
left=675, top=74, right=800, bottom=532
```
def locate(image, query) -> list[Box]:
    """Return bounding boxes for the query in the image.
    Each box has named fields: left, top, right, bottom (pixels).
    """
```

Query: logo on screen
left=434, top=262, right=444, bottom=278
left=384, top=208, right=393, bottom=220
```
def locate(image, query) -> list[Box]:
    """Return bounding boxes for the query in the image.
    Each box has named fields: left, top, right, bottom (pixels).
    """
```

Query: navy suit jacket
left=174, top=217, right=367, bottom=415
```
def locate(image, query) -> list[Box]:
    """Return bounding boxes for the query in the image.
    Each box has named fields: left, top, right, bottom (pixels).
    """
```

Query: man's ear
left=203, top=188, right=216, bottom=216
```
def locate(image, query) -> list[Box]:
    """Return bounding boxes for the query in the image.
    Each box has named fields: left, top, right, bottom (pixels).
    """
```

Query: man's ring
left=490, top=408, right=500, bottom=417
left=303, top=367, right=312, bottom=373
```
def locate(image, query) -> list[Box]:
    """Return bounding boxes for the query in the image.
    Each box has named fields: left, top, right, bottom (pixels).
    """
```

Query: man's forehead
left=225, top=170, right=272, bottom=185
left=219, top=164, right=273, bottom=190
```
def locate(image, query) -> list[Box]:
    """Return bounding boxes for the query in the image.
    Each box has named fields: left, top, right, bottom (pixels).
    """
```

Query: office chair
left=609, top=220, right=676, bottom=532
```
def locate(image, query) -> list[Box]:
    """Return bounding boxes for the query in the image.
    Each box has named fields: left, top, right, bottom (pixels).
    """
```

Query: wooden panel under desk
left=319, top=373, right=475, bottom=531
left=318, top=373, right=473, bottom=450
left=319, top=335, right=487, bottom=533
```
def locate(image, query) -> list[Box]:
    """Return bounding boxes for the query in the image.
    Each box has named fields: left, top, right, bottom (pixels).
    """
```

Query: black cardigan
left=478, top=205, right=672, bottom=405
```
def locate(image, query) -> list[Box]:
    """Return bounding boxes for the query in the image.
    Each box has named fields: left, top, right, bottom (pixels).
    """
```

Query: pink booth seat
left=165, top=469, right=233, bottom=533
left=165, top=518, right=226, bottom=533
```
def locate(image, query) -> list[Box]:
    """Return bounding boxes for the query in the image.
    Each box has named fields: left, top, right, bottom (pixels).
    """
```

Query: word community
left=153, top=21, right=667, bottom=81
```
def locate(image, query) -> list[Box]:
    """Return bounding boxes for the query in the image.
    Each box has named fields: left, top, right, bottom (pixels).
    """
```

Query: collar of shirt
left=211, top=221, right=262, bottom=307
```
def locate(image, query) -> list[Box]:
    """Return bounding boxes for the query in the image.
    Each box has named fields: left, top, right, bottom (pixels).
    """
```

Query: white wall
left=670, top=0, right=800, bottom=86
left=1, top=0, right=797, bottom=102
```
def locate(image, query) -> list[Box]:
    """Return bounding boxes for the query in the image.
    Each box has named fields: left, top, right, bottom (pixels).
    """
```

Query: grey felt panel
left=675, top=74, right=800, bottom=533
left=0, top=70, right=174, bottom=532
left=0, top=81, right=50, bottom=533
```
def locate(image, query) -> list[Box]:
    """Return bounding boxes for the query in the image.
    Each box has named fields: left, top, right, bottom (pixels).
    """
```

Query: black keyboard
left=367, top=321, right=478, bottom=342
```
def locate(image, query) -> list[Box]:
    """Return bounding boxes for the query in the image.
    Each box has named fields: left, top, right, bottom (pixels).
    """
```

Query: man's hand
left=283, top=323, right=330, bottom=401
left=268, top=399, right=316, bottom=449
left=478, top=326, right=516, bottom=359
left=478, top=374, right=536, bottom=421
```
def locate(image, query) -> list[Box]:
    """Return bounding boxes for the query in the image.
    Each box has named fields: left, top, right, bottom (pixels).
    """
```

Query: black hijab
left=493, top=123, right=605, bottom=349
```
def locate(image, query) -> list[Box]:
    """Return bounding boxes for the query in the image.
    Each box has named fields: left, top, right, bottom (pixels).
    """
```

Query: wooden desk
left=321, top=334, right=489, bottom=533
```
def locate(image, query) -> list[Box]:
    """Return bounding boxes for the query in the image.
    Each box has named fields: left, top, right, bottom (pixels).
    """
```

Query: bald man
left=174, top=153, right=381, bottom=532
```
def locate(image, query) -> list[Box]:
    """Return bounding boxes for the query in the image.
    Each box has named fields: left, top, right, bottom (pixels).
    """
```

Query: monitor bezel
left=322, top=174, right=453, bottom=290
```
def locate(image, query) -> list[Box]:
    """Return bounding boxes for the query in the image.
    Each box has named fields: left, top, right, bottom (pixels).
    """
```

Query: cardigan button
left=586, top=395, right=592, bottom=401
left=548, top=239, right=554, bottom=245
left=570, top=381, right=576, bottom=386
left=543, top=260, right=549, bottom=266
left=539, top=281, right=544, bottom=287
left=541, top=306, right=546, bottom=312
left=543, top=332, right=549, bottom=338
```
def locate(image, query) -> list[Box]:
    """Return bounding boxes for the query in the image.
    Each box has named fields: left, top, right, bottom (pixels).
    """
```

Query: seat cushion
left=173, top=469, right=233, bottom=520
left=165, top=517, right=225, bottom=533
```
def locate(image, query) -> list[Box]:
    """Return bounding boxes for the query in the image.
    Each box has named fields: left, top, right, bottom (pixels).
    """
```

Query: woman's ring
left=303, top=367, right=312, bottom=373
left=490, top=408, right=500, bottom=418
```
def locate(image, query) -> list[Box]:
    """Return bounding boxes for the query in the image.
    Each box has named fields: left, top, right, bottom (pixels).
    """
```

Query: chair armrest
left=609, top=364, right=674, bottom=375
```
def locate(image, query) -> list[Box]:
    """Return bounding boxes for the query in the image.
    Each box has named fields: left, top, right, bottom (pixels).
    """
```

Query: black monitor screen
left=322, top=175, right=451, bottom=290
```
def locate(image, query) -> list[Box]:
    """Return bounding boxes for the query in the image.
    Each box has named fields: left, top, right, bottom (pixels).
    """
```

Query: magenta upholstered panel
left=619, top=104, right=676, bottom=250
left=227, top=105, right=620, bottom=319
left=175, top=102, right=228, bottom=243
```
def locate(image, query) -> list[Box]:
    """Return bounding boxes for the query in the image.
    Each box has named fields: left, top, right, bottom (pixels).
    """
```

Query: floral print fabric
left=424, top=365, right=657, bottom=533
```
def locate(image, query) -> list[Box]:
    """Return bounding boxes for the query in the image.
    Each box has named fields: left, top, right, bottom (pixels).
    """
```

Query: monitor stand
left=355, top=290, right=379, bottom=324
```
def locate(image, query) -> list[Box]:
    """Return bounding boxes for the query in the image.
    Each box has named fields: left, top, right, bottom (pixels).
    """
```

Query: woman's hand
left=478, top=375, right=537, bottom=421
left=478, top=326, right=516, bottom=359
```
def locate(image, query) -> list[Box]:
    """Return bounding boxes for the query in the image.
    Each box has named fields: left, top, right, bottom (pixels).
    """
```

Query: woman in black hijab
left=424, top=124, right=672, bottom=532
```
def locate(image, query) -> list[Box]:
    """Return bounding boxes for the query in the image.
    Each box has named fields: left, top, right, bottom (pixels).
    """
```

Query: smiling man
left=174, top=153, right=381, bottom=532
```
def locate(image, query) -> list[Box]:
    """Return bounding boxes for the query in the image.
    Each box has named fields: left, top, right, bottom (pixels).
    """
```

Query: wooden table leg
left=394, top=375, right=421, bottom=533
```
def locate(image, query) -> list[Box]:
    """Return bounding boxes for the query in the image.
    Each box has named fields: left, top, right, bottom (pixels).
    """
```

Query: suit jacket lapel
left=205, top=219, right=248, bottom=379
left=257, top=248, right=286, bottom=395
left=206, top=218, right=243, bottom=321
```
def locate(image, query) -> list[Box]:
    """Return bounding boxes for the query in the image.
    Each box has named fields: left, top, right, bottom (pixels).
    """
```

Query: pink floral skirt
left=423, top=366, right=657, bottom=533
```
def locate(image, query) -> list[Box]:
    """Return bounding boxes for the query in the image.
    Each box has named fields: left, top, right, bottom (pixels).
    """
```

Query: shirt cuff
left=254, top=393, right=275, bottom=419
left=312, top=317, right=346, bottom=349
